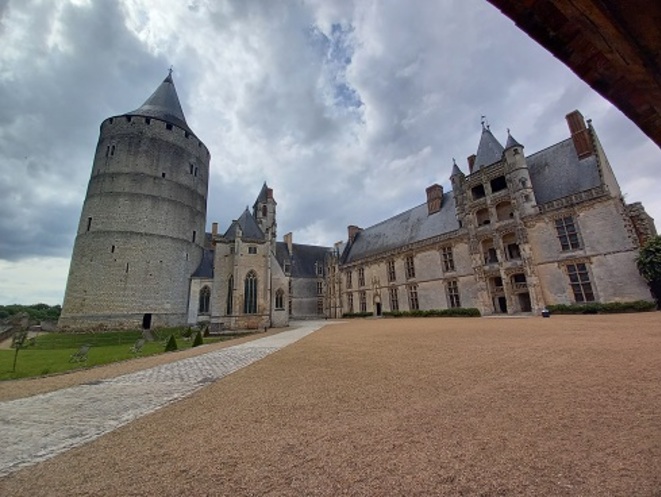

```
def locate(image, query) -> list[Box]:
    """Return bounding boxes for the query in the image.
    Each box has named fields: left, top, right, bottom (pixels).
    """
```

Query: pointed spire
left=450, top=158, right=464, bottom=178
left=505, top=128, right=523, bottom=149
left=128, top=71, right=190, bottom=131
left=253, top=182, right=269, bottom=208
left=474, top=125, right=504, bottom=170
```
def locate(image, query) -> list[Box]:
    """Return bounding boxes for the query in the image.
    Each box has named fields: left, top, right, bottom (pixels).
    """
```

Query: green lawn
left=0, top=328, right=240, bottom=381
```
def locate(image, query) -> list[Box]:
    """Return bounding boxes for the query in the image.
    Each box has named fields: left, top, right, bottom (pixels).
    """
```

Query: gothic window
left=358, top=267, right=365, bottom=287
left=359, top=291, right=367, bottom=313
left=502, top=233, right=521, bottom=260
left=275, top=288, right=285, bottom=310
left=555, top=216, right=581, bottom=251
left=405, top=255, right=416, bottom=279
left=226, top=276, right=233, bottom=315
left=566, top=263, right=595, bottom=302
left=446, top=280, right=461, bottom=308
left=243, top=271, right=258, bottom=314
left=199, top=286, right=211, bottom=314
left=347, top=293, right=354, bottom=314
left=346, top=271, right=352, bottom=289
left=407, top=285, right=419, bottom=311
left=387, top=260, right=396, bottom=282
left=441, top=246, right=455, bottom=272
left=389, top=287, right=399, bottom=312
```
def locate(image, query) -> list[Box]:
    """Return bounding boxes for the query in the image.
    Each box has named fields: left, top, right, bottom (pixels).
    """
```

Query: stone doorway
left=375, top=302, right=382, bottom=316
left=496, top=297, right=508, bottom=314
left=518, top=293, right=532, bottom=312
left=142, top=313, right=152, bottom=330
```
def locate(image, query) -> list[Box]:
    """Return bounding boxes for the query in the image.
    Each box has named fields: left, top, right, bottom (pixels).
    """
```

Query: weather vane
left=481, top=115, right=490, bottom=130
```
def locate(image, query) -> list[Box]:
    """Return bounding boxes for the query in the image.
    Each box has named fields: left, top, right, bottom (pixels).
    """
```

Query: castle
left=59, top=73, right=656, bottom=330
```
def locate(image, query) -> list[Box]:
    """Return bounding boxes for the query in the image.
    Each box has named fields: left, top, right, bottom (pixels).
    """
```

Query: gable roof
left=127, top=72, right=190, bottom=132
left=223, top=208, right=265, bottom=241
left=527, top=138, right=601, bottom=205
left=343, top=191, right=460, bottom=263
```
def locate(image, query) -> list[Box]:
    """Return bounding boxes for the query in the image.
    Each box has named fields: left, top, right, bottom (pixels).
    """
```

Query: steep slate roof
left=127, top=71, right=190, bottom=132
left=344, top=191, right=460, bottom=263
left=192, top=248, right=214, bottom=278
left=275, top=242, right=331, bottom=278
left=505, top=131, right=523, bottom=149
left=527, top=138, right=601, bottom=205
left=451, top=161, right=464, bottom=177
left=253, top=182, right=269, bottom=209
left=223, top=208, right=265, bottom=241
left=474, top=127, right=505, bottom=170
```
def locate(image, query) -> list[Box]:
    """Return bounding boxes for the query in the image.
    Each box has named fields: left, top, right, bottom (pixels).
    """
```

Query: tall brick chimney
left=425, top=184, right=443, bottom=215
left=211, top=222, right=218, bottom=236
left=566, top=110, right=593, bottom=159
left=467, top=154, right=476, bottom=173
left=348, top=225, right=363, bottom=244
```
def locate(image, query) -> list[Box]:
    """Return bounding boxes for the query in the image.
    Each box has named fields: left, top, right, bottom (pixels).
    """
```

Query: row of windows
left=346, top=281, right=461, bottom=313
left=346, top=249, right=455, bottom=289
left=107, top=116, right=206, bottom=148
left=470, top=175, right=508, bottom=200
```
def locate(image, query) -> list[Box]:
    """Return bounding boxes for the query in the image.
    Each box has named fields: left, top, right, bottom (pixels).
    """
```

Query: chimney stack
left=284, top=232, right=293, bottom=254
left=467, top=154, right=476, bottom=173
left=566, top=110, right=593, bottom=159
left=425, top=184, right=443, bottom=215
left=348, top=225, right=363, bottom=244
left=211, top=222, right=218, bottom=236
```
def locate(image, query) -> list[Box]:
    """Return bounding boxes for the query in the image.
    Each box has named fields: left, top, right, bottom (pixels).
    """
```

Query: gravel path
left=1, top=314, right=660, bottom=496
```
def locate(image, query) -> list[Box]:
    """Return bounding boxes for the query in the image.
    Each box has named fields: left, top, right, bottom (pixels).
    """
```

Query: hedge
left=341, top=312, right=374, bottom=318
left=546, top=300, right=655, bottom=315
left=383, top=308, right=481, bottom=318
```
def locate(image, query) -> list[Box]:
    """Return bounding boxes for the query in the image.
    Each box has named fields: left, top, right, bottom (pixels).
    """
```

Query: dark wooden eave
left=486, top=0, right=661, bottom=147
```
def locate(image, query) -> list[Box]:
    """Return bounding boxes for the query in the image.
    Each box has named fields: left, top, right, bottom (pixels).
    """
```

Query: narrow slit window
left=86, top=217, right=92, bottom=231
left=192, top=230, right=197, bottom=243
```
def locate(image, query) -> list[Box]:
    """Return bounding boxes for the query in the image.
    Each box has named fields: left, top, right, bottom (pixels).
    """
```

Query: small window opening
left=189, top=164, right=194, bottom=174
left=248, top=246, right=257, bottom=254
left=145, top=117, right=151, bottom=124
left=166, top=123, right=173, bottom=131
left=192, top=230, right=197, bottom=243
left=126, top=263, right=129, bottom=273
left=472, top=184, right=486, bottom=200
left=111, top=245, right=115, bottom=253
left=110, top=145, right=115, bottom=156
left=261, top=205, right=267, bottom=217
left=512, top=273, right=526, bottom=284
left=185, top=131, right=190, bottom=138
left=194, top=167, right=198, bottom=177
left=108, top=118, right=114, bottom=124
left=126, top=116, right=132, bottom=123
left=105, top=146, right=110, bottom=157
left=86, top=217, right=92, bottom=231
left=161, top=172, right=166, bottom=178
left=490, top=176, right=507, bottom=193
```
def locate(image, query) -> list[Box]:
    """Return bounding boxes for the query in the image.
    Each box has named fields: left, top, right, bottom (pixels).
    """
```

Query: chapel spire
left=128, top=71, right=190, bottom=131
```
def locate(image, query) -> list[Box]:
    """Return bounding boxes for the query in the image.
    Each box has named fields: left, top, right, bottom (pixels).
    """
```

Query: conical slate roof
left=450, top=160, right=464, bottom=177
left=253, top=182, right=269, bottom=209
left=128, top=71, right=190, bottom=131
left=505, top=130, right=523, bottom=149
left=474, top=126, right=504, bottom=170
left=223, top=208, right=265, bottom=241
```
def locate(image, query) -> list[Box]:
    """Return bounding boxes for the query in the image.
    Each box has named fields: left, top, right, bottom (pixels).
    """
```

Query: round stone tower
left=59, top=72, right=210, bottom=330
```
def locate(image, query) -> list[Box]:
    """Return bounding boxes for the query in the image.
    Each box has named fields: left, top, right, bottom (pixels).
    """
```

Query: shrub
left=164, top=334, right=178, bottom=352
left=192, top=330, right=203, bottom=347
left=181, top=328, right=193, bottom=339
left=341, top=312, right=374, bottom=318
left=546, top=300, right=656, bottom=315
left=382, top=308, right=481, bottom=318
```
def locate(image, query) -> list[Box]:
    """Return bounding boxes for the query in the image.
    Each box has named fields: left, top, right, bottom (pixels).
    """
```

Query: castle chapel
left=59, top=74, right=656, bottom=330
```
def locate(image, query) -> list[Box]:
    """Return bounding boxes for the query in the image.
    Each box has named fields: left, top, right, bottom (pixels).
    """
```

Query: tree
left=636, top=235, right=661, bottom=308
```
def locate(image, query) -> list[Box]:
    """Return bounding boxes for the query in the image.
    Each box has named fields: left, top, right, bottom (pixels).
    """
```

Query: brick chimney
left=283, top=232, right=293, bottom=254
left=467, top=154, right=476, bottom=173
left=211, top=222, right=218, bottom=236
left=348, top=225, right=363, bottom=244
left=566, top=110, right=593, bottom=159
left=425, top=184, right=443, bottom=215
left=266, top=187, right=274, bottom=200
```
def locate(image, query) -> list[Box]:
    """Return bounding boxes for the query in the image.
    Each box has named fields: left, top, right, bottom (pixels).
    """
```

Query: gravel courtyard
left=1, top=314, right=660, bottom=496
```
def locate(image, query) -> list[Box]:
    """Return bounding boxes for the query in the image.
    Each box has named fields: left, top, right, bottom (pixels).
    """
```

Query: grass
left=0, top=328, right=242, bottom=381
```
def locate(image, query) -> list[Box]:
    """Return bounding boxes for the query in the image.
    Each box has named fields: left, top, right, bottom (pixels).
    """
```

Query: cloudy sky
left=1, top=0, right=659, bottom=305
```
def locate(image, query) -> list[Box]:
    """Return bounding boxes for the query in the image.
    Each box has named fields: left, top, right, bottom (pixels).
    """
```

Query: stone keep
left=59, top=73, right=210, bottom=329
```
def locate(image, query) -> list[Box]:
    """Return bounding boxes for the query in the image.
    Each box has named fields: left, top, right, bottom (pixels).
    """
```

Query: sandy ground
left=1, top=314, right=660, bottom=496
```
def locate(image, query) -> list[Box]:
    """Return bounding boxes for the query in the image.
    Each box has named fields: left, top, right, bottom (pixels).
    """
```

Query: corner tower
left=59, top=72, right=211, bottom=329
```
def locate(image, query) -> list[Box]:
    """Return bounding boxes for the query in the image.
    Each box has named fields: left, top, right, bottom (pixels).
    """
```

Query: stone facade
left=330, top=111, right=656, bottom=317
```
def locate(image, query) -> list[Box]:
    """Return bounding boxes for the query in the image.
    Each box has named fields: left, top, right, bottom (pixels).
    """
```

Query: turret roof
left=253, top=182, right=269, bottom=209
left=127, top=71, right=190, bottom=131
left=450, top=159, right=464, bottom=177
left=505, top=130, right=523, bottom=149
left=474, top=126, right=504, bottom=170
left=223, top=208, right=265, bottom=241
